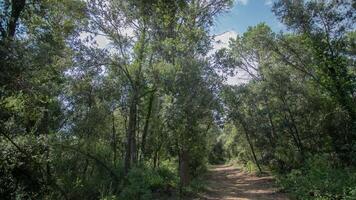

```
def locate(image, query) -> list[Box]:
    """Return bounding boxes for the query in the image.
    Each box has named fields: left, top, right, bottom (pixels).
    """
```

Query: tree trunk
left=111, top=111, right=117, bottom=166
left=6, top=0, right=26, bottom=39
left=263, top=95, right=277, bottom=148
left=280, top=96, right=304, bottom=158
left=140, top=92, right=154, bottom=161
left=179, top=149, right=190, bottom=187
left=124, top=92, right=138, bottom=174
left=237, top=120, right=262, bottom=173
left=153, top=150, right=158, bottom=169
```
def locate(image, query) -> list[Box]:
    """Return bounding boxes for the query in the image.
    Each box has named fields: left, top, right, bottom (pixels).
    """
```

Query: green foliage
left=100, top=195, right=119, bottom=200
left=182, top=176, right=207, bottom=195
left=278, top=155, right=356, bottom=200
left=217, top=2, right=356, bottom=199
left=120, top=166, right=177, bottom=200
left=0, top=136, right=48, bottom=199
left=244, top=161, right=259, bottom=174
left=208, top=140, right=225, bottom=164
left=1, top=0, right=355, bottom=199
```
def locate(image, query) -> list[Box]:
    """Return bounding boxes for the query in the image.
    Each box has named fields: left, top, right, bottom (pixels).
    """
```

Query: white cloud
left=79, top=32, right=110, bottom=49
left=236, top=0, right=249, bottom=5
left=226, top=72, right=251, bottom=85
left=265, top=0, right=273, bottom=6
left=79, top=26, right=136, bottom=50
left=212, top=31, right=238, bottom=51
left=210, top=31, right=251, bottom=86
left=95, top=35, right=111, bottom=49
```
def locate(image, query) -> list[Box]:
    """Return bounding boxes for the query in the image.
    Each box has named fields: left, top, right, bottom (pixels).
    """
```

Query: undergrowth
left=277, top=155, right=356, bottom=200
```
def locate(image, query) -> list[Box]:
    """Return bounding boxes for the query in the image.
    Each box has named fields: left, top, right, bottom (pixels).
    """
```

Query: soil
left=196, top=164, right=290, bottom=200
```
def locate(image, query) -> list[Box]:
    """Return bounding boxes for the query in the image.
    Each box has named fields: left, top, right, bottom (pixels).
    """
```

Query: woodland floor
left=196, top=165, right=289, bottom=200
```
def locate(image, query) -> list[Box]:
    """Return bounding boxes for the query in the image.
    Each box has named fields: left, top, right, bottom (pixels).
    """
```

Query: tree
left=0, top=0, right=86, bottom=198
left=272, top=0, right=356, bottom=164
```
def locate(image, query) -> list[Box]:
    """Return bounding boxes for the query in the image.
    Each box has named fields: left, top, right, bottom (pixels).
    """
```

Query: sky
left=212, top=0, right=282, bottom=35
left=86, top=0, right=284, bottom=84
left=211, top=0, right=284, bottom=63
left=211, top=0, right=284, bottom=85
left=211, top=0, right=284, bottom=51
left=91, top=0, right=283, bottom=50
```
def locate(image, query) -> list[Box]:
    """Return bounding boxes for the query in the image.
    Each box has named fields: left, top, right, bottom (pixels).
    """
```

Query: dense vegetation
left=0, top=0, right=355, bottom=199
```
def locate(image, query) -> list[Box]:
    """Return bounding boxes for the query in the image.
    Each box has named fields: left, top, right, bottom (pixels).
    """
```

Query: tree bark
left=124, top=27, right=147, bottom=174
left=140, top=92, right=154, bottom=161
left=7, top=0, right=26, bottom=38
left=237, top=120, right=262, bottom=173
left=263, top=95, right=277, bottom=148
left=111, top=111, right=117, bottom=166
left=124, top=92, right=138, bottom=174
left=280, top=96, right=304, bottom=158
left=179, top=148, right=190, bottom=187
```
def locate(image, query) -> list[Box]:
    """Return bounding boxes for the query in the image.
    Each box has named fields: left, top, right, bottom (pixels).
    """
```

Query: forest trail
left=197, top=165, right=289, bottom=200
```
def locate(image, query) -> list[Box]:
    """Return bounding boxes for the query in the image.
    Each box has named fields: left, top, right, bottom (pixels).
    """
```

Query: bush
left=208, top=141, right=225, bottom=164
left=119, top=166, right=177, bottom=200
left=245, top=161, right=258, bottom=173
left=0, top=136, right=49, bottom=200
left=184, top=177, right=206, bottom=194
left=278, top=155, right=356, bottom=200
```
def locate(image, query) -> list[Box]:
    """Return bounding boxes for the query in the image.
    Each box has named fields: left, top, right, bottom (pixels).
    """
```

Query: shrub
left=208, top=141, right=225, bottom=164
left=278, top=155, right=356, bottom=200
left=119, top=166, right=177, bottom=200
left=245, top=161, right=258, bottom=173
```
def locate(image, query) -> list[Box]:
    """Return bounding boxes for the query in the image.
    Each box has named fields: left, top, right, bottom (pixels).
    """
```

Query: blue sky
left=212, top=0, right=283, bottom=35
left=210, top=0, right=286, bottom=85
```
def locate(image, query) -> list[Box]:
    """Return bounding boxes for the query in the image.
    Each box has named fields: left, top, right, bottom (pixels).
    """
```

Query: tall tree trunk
left=6, top=0, right=26, bottom=39
left=124, top=26, right=146, bottom=173
left=179, top=148, right=190, bottom=188
left=263, top=95, right=277, bottom=148
left=124, top=92, right=138, bottom=174
left=140, top=92, right=154, bottom=161
left=153, top=149, right=158, bottom=169
left=280, top=96, right=305, bottom=158
left=283, top=113, right=303, bottom=153
left=111, top=111, right=117, bottom=166
left=237, top=120, right=262, bottom=173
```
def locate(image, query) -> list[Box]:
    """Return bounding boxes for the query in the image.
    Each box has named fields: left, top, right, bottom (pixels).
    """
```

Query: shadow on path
left=196, top=165, right=289, bottom=200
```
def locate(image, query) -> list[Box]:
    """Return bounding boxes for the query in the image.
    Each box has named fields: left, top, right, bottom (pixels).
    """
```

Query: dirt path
left=197, top=165, right=289, bottom=200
